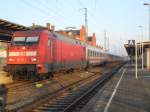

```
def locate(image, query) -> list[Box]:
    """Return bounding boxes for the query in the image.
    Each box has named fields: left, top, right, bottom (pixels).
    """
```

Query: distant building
left=57, top=25, right=103, bottom=49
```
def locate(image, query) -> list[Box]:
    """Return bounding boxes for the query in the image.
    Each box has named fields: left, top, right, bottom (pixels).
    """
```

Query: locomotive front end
left=8, top=36, right=39, bottom=64
left=6, top=31, right=41, bottom=80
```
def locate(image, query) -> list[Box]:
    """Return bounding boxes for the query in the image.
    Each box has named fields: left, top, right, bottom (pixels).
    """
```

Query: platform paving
left=80, top=64, right=150, bottom=112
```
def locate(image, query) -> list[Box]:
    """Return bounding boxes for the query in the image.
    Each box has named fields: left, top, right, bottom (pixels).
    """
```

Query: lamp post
left=144, top=3, right=150, bottom=40
left=138, top=25, right=144, bottom=70
left=135, top=43, right=138, bottom=79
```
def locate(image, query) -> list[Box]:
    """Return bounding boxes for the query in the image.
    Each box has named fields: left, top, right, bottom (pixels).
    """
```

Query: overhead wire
left=76, top=0, right=100, bottom=31
left=37, top=0, right=85, bottom=29
left=21, top=0, right=56, bottom=23
left=21, top=0, right=100, bottom=31
left=77, top=0, right=104, bottom=47
left=34, top=0, right=76, bottom=25
left=21, top=0, right=75, bottom=27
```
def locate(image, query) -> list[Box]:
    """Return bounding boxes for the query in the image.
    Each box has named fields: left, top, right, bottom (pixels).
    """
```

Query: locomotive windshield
left=26, top=37, right=39, bottom=42
left=12, top=36, right=39, bottom=45
left=13, top=37, right=26, bottom=42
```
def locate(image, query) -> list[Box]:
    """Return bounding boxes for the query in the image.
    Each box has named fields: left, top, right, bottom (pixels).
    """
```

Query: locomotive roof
left=52, top=31, right=85, bottom=46
left=13, top=29, right=85, bottom=47
left=13, top=28, right=45, bottom=35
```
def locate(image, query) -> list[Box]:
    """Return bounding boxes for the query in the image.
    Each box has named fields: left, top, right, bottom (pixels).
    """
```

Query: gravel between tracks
left=6, top=62, right=120, bottom=111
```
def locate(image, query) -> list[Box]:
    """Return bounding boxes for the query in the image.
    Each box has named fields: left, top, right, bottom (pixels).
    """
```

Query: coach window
left=90, top=50, right=91, bottom=56
left=88, top=49, right=90, bottom=56
left=90, top=51, right=92, bottom=56
left=90, top=51, right=91, bottom=56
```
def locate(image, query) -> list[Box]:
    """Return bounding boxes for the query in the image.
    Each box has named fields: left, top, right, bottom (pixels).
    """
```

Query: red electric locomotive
left=6, top=28, right=86, bottom=80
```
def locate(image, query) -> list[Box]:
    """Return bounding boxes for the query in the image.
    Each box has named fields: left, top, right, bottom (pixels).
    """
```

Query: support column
left=146, top=48, right=150, bottom=69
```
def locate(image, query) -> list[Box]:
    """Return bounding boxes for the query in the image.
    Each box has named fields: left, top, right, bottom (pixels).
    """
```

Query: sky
left=0, top=0, right=150, bottom=56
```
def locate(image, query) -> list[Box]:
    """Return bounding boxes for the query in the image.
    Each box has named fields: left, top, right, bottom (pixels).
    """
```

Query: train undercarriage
left=6, top=64, right=53, bottom=80
left=5, top=61, right=114, bottom=81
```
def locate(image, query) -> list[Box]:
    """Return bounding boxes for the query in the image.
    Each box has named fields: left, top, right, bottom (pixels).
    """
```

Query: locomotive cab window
left=13, top=37, right=26, bottom=42
left=26, top=36, right=39, bottom=45
left=26, top=36, right=39, bottom=43
left=12, top=36, right=39, bottom=45
left=12, top=37, right=26, bottom=45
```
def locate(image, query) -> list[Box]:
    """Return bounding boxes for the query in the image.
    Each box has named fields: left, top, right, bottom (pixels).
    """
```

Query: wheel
left=12, top=73, right=17, bottom=80
left=46, top=72, right=53, bottom=79
left=34, top=73, right=42, bottom=81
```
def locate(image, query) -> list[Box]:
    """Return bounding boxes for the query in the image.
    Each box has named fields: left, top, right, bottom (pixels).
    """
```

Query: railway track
left=7, top=78, right=62, bottom=110
left=6, top=81, right=36, bottom=89
left=10, top=69, right=102, bottom=111
left=18, top=62, right=125, bottom=112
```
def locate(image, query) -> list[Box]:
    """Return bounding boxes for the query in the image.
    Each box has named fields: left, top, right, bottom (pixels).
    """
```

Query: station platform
left=80, top=64, right=150, bottom=112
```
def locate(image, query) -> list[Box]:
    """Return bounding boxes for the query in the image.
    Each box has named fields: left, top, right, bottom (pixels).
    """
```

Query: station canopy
left=124, top=41, right=150, bottom=57
left=0, top=19, right=30, bottom=42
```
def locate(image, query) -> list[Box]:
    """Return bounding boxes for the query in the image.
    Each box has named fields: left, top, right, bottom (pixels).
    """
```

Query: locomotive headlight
left=31, top=58, right=37, bottom=62
left=26, top=51, right=37, bottom=56
left=9, top=58, right=14, bottom=62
